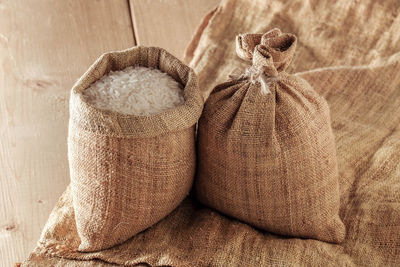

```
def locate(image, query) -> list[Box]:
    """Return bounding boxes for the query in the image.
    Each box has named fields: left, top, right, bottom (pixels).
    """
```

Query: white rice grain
left=83, top=66, right=184, bottom=116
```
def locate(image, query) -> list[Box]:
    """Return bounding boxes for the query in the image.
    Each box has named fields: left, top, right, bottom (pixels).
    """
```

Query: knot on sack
left=232, top=29, right=297, bottom=94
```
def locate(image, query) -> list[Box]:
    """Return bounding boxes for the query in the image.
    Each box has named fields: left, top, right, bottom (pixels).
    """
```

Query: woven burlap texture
left=23, top=0, right=400, bottom=266
left=69, top=46, right=203, bottom=251
left=195, top=29, right=345, bottom=244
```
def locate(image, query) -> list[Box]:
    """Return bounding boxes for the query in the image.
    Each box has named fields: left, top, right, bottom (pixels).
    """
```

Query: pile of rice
left=83, top=66, right=185, bottom=115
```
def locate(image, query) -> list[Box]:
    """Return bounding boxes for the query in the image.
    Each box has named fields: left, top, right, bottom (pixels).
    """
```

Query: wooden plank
left=0, top=1, right=135, bottom=265
left=130, top=0, right=220, bottom=60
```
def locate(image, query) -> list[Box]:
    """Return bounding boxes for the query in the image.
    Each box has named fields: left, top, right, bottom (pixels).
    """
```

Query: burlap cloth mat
left=22, top=0, right=400, bottom=266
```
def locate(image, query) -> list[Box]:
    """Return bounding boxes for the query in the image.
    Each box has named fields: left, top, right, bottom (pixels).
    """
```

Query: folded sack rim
left=69, top=46, right=204, bottom=138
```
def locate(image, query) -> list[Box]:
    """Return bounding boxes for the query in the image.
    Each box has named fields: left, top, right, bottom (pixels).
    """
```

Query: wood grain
left=0, top=1, right=134, bottom=265
left=130, top=0, right=220, bottom=60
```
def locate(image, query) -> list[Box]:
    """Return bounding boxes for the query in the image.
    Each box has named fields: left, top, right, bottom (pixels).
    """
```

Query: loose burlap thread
left=195, top=29, right=346, bottom=243
left=69, top=46, right=203, bottom=251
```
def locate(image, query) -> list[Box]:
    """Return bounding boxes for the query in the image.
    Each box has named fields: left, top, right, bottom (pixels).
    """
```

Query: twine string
left=229, top=66, right=280, bottom=94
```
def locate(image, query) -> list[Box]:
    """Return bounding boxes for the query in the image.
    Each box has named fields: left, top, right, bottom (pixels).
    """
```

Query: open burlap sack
left=195, top=29, right=345, bottom=243
left=68, top=46, right=203, bottom=251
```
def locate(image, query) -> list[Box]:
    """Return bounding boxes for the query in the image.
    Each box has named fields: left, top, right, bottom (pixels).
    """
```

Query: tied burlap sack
left=195, top=29, right=346, bottom=243
left=68, top=46, right=203, bottom=251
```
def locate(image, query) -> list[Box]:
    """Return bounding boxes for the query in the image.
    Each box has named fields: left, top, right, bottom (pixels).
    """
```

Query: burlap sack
left=68, top=46, right=203, bottom=251
left=195, top=29, right=345, bottom=243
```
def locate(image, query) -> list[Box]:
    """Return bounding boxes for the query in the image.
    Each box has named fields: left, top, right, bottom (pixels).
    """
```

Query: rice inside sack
left=68, top=46, right=203, bottom=251
left=195, top=29, right=346, bottom=243
left=82, top=66, right=184, bottom=115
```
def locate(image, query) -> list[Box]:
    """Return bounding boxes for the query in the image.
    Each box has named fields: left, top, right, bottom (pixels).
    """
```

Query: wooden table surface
left=0, top=1, right=219, bottom=265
